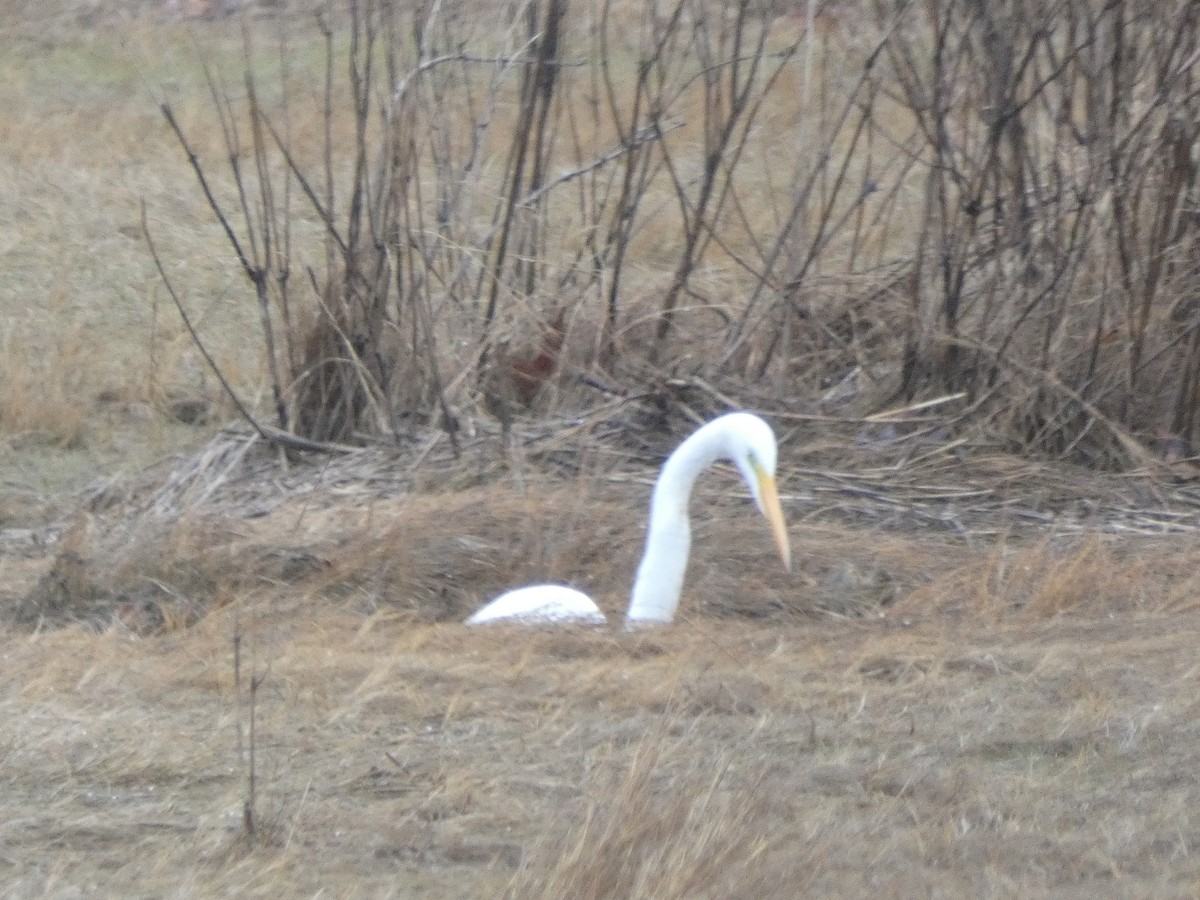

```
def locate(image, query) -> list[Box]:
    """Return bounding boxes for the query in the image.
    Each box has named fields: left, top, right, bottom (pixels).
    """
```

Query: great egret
left=465, top=412, right=791, bottom=627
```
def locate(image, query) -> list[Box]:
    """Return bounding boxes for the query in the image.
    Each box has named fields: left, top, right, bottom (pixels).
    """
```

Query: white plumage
left=464, top=585, right=606, bottom=626
left=465, top=412, right=792, bottom=628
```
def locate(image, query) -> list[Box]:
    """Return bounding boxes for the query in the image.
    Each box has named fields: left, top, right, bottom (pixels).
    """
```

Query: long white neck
left=625, top=421, right=733, bottom=625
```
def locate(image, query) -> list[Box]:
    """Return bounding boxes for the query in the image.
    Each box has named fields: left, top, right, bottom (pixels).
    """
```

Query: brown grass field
left=5, top=2, right=1200, bottom=898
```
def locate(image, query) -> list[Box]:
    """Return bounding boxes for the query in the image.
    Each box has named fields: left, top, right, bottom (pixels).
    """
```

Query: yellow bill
left=756, top=471, right=792, bottom=571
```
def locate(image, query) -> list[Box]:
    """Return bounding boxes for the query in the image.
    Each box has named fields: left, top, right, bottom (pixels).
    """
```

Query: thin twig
left=141, top=201, right=268, bottom=442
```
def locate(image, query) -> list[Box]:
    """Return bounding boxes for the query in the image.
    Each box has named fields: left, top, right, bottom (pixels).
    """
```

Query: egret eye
left=747, top=450, right=764, bottom=477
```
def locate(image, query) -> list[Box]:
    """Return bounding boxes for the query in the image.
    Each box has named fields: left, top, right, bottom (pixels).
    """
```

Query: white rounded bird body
left=465, top=412, right=791, bottom=628
left=464, top=585, right=605, bottom=626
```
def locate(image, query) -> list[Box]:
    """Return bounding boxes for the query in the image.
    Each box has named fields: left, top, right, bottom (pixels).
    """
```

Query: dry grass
left=0, top=4, right=282, bottom=494
left=3, top=424, right=1200, bottom=893
left=4, top=578, right=1200, bottom=896
left=6, top=3, right=1200, bottom=897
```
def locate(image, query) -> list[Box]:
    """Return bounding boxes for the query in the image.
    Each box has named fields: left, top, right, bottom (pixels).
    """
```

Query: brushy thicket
left=159, top=0, right=1200, bottom=468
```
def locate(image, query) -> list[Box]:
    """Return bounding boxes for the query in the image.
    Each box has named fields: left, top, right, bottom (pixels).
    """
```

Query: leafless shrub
left=875, top=0, right=1200, bottom=464
left=155, top=0, right=1200, bottom=467
left=155, top=0, right=888, bottom=442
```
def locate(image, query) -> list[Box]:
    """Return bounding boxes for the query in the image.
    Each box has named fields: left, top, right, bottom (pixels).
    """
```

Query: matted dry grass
left=6, top=3, right=1200, bottom=896
left=14, top=411, right=1200, bottom=630
left=4, top=424, right=1200, bottom=895
left=4, top=582, right=1200, bottom=896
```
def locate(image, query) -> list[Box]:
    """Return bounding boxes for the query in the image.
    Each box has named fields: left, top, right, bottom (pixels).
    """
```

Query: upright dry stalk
left=155, top=0, right=1200, bottom=465
left=871, top=0, right=1200, bottom=462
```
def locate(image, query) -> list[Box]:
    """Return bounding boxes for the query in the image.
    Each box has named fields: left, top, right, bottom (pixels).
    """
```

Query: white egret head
left=723, top=414, right=791, bottom=572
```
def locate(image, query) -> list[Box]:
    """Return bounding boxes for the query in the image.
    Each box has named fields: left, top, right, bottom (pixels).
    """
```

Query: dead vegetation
left=130, top=0, right=1200, bottom=468
left=4, top=596, right=1200, bottom=896
left=12, top=397, right=1200, bottom=634
left=5, top=386, right=1200, bottom=893
left=6, top=1, right=1200, bottom=896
